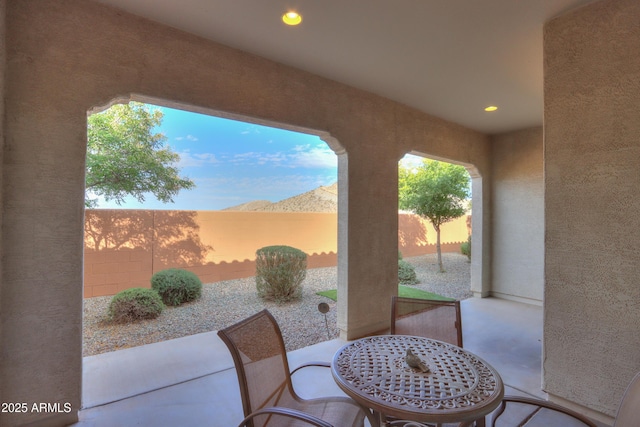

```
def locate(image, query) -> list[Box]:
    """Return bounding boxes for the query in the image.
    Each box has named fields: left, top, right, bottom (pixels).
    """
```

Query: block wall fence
left=84, top=210, right=471, bottom=298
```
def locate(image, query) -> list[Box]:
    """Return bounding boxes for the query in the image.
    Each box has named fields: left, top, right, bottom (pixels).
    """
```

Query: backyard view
left=82, top=102, right=472, bottom=357
left=82, top=252, right=472, bottom=356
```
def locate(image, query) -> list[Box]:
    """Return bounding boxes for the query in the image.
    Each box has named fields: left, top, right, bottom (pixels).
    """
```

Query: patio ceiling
left=96, top=0, right=592, bottom=134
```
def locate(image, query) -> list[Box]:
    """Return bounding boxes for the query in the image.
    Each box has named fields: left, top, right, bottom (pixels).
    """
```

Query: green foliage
left=316, top=286, right=453, bottom=302
left=255, top=245, right=307, bottom=302
left=107, top=287, right=164, bottom=323
left=86, top=102, right=195, bottom=208
left=398, top=250, right=404, bottom=260
left=399, top=159, right=470, bottom=272
left=151, top=268, right=203, bottom=306
left=399, top=259, right=419, bottom=285
left=461, top=235, right=471, bottom=261
left=399, top=159, right=470, bottom=228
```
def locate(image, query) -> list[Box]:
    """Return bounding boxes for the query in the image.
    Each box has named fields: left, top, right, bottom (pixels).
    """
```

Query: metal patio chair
left=218, top=309, right=376, bottom=427
left=391, top=296, right=463, bottom=347
left=388, top=297, right=464, bottom=427
left=491, top=372, right=640, bottom=427
left=490, top=396, right=598, bottom=427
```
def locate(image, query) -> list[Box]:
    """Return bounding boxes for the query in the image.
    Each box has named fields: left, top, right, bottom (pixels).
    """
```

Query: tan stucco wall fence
left=84, top=210, right=470, bottom=298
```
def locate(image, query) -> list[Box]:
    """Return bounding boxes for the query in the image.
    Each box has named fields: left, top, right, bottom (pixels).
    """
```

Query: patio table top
left=331, top=335, right=504, bottom=426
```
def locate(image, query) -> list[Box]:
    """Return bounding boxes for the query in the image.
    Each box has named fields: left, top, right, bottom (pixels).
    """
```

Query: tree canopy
left=85, top=102, right=195, bottom=208
left=399, top=159, right=470, bottom=272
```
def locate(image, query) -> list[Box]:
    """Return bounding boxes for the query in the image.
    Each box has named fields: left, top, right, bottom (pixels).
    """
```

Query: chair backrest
left=218, top=310, right=297, bottom=427
left=390, top=296, right=463, bottom=347
left=613, top=372, right=640, bottom=427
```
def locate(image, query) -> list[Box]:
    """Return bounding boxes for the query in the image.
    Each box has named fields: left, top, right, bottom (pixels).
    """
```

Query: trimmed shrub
left=461, top=235, right=471, bottom=261
left=256, top=245, right=307, bottom=302
left=399, top=259, right=418, bottom=285
left=107, top=287, right=164, bottom=323
left=151, top=268, right=202, bottom=306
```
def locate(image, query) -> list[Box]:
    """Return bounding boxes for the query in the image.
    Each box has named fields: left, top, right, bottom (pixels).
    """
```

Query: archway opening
left=82, top=97, right=343, bottom=408
left=397, top=152, right=475, bottom=301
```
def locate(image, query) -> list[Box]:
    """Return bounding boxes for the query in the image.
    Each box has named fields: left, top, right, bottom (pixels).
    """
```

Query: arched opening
left=398, top=151, right=484, bottom=300
left=82, top=95, right=344, bottom=409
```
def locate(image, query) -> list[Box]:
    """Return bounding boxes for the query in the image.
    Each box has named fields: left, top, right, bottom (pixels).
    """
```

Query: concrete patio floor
left=72, top=297, right=606, bottom=426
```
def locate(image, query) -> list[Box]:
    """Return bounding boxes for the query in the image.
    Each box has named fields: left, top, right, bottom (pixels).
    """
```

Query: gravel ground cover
left=82, top=252, right=471, bottom=357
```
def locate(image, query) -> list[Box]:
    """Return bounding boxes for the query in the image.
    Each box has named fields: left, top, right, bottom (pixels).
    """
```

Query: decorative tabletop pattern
left=332, top=335, right=504, bottom=424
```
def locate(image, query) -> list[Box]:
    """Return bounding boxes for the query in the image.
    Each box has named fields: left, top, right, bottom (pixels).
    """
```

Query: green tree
left=85, top=102, right=195, bottom=208
left=399, top=159, right=470, bottom=272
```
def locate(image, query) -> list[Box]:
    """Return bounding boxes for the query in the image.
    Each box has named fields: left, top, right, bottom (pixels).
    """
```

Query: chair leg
left=456, top=418, right=484, bottom=427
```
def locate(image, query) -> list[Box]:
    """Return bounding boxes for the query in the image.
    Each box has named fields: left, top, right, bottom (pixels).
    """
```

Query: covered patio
left=75, top=298, right=606, bottom=426
left=1, top=1, right=638, bottom=426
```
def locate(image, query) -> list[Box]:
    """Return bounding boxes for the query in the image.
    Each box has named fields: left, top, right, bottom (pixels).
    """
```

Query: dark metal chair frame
left=490, top=395, right=597, bottom=426
left=218, top=309, right=377, bottom=427
left=492, top=372, right=640, bottom=427
left=390, top=296, right=463, bottom=348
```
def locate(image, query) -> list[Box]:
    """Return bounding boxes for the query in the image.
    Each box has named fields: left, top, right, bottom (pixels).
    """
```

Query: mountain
left=221, top=200, right=273, bottom=211
left=222, top=182, right=337, bottom=212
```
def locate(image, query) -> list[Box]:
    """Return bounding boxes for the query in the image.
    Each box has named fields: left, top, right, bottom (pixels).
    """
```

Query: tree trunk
left=435, top=225, right=444, bottom=272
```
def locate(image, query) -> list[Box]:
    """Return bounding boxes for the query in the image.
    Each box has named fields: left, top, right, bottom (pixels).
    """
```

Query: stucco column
left=336, top=148, right=399, bottom=339
left=3, top=3, right=85, bottom=425
left=470, top=172, right=491, bottom=297
left=543, top=0, right=640, bottom=421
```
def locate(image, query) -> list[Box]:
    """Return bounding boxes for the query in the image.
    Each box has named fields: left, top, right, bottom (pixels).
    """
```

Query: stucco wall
left=491, top=128, right=544, bottom=303
left=1, top=0, right=490, bottom=424
left=544, top=0, right=640, bottom=419
left=83, top=210, right=471, bottom=298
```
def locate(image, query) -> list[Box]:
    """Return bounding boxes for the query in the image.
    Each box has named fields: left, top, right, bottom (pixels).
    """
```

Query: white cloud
left=229, top=145, right=337, bottom=169
left=229, top=151, right=287, bottom=165
left=175, top=134, right=199, bottom=142
left=195, top=174, right=335, bottom=201
left=240, top=126, right=261, bottom=135
left=176, top=150, right=220, bottom=167
left=289, top=145, right=336, bottom=168
left=399, top=153, right=425, bottom=170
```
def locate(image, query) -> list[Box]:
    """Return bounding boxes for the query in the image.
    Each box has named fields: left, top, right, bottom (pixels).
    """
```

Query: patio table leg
left=456, top=418, right=485, bottom=427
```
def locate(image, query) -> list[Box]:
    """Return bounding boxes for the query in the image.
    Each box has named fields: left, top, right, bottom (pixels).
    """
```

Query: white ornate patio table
left=331, top=335, right=504, bottom=427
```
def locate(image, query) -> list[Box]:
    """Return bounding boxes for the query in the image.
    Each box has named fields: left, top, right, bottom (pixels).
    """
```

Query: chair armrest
left=238, top=406, right=333, bottom=427
left=290, top=361, right=331, bottom=376
left=492, top=395, right=598, bottom=427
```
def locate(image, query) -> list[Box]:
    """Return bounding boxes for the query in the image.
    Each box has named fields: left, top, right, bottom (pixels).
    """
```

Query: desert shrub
left=461, top=235, right=471, bottom=261
left=151, top=268, right=202, bottom=306
left=398, top=259, right=418, bottom=285
left=256, top=245, right=307, bottom=302
left=107, top=287, right=164, bottom=323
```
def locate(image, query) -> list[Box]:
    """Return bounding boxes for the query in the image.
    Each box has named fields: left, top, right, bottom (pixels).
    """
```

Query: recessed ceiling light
left=282, top=11, right=302, bottom=26
left=484, top=105, right=498, bottom=112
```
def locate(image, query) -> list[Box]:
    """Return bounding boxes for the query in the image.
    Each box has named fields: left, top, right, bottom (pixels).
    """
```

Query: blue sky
left=95, top=105, right=340, bottom=210
left=93, top=103, right=425, bottom=211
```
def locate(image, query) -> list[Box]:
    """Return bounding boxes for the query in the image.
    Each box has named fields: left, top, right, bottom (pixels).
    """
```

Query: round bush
left=151, top=268, right=202, bottom=306
left=107, top=287, right=164, bottom=323
left=460, top=235, right=471, bottom=261
left=255, top=245, right=307, bottom=302
left=399, top=259, right=418, bottom=285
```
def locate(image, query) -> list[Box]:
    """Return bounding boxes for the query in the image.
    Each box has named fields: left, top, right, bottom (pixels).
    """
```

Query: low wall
left=84, top=210, right=470, bottom=298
